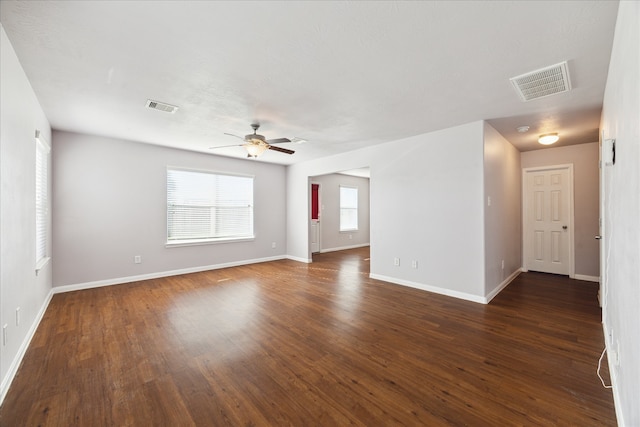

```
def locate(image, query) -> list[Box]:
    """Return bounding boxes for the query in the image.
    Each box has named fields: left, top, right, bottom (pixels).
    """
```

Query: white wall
left=311, top=173, right=370, bottom=252
left=0, top=25, right=52, bottom=402
left=521, top=143, right=600, bottom=279
left=600, top=1, right=640, bottom=425
left=483, top=123, right=522, bottom=299
left=287, top=121, right=486, bottom=302
left=52, top=131, right=287, bottom=288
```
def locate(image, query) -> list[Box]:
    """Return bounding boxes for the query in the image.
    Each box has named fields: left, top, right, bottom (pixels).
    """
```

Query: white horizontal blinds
left=35, top=134, right=50, bottom=264
left=167, top=169, right=254, bottom=241
left=339, top=186, right=358, bottom=231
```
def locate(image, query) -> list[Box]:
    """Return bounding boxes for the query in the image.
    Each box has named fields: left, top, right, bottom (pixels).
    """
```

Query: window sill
left=166, top=236, right=255, bottom=248
left=340, top=229, right=358, bottom=233
left=35, top=256, right=51, bottom=275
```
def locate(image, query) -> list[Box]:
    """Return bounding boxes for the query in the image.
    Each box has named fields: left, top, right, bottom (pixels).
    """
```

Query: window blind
left=167, top=169, right=254, bottom=242
left=339, top=186, right=358, bottom=231
left=35, top=134, right=50, bottom=265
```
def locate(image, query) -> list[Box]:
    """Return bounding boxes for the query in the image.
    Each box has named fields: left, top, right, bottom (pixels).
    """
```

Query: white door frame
left=522, top=164, right=576, bottom=278
left=310, top=181, right=321, bottom=254
left=598, top=133, right=607, bottom=307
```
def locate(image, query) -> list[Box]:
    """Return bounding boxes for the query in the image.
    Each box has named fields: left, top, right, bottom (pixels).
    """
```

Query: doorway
left=310, top=183, right=320, bottom=253
left=308, top=168, right=371, bottom=257
left=523, top=165, right=575, bottom=276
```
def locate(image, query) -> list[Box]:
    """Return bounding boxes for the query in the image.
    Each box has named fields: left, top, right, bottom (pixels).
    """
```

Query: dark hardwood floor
left=0, top=247, right=616, bottom=425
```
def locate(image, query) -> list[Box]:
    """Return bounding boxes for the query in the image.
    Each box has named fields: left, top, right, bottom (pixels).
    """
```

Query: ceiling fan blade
left=209, top=143, right=243, bottom=149
left=268, top=145, right=295, bottom=155
left=266, top=137, right=291, bottom=144
left=224, top=133, right=246, bottom=141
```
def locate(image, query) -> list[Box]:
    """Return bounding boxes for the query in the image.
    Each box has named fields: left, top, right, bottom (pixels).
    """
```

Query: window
left=339, top=186, right=358, bottom=231
left=167, top=168, right=254, bottom=244
left=35, top=131, right=50, bottom=271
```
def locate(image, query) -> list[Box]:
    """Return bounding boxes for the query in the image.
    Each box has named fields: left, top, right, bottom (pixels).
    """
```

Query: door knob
left=595, top=235, right=602, bottom=240
left=562, top=225, right=568, bottom=230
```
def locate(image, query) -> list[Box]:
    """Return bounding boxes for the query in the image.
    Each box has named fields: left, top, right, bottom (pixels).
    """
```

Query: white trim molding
left=370, top=274, right=486, bottom=304
left=602, top=323, right=625, bottom=426
left=285, top=255, right=312, bottom=263
left=371, top=268, right=522, bottom=305
left=1, top=289, right=54, bottom=406
left=573, top=274, right=600, bottom=283
left=319, top=243, right=370, bottom=254
left=484, top=268, right=523, bottom=303
left=53, top=256, right=286, bottom=294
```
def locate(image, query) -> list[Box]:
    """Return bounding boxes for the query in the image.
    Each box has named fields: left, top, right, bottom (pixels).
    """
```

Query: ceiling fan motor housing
left=245, top=133, right=266, bottom=142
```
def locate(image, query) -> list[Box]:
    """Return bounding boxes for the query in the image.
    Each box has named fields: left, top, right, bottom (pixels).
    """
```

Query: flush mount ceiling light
left=538, top=133, right=559, bottom=145
left=517, top=126, right=530, bottom=133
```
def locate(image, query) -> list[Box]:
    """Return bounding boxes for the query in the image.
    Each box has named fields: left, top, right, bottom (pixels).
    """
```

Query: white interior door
left=524, top=166, right=573, bottom=275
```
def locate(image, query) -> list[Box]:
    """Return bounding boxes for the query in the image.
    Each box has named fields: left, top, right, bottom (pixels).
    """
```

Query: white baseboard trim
left=520, top=268, right=599, bottom=284
left=285, top=255, right=312, bottom=263
left=319, top=243, right=370, bottom=254
left=3, top=255, right=291, bottom=406
left=1, top=288, right=54, bottom=406
left=53, top=255, right=287, bottom=294
left=573, top=274, right=600, bottom=283
left=484, top=269, right=523, bottom=304
left=369, top=273, right=486, bottom=304
left=370, top=268, right=523, bottom=305
left=601, top=323, right=625, bottom=426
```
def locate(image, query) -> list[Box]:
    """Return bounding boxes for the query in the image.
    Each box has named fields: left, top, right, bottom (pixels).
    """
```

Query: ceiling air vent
left=145, top=99, right=179, bottom=113
left=510, top=61, right=571, bottom=102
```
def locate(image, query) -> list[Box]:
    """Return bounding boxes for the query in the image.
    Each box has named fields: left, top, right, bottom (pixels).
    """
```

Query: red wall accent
left=311, top=184, right=319, bottom=220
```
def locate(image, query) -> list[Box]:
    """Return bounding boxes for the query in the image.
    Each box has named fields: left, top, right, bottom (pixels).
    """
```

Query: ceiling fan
left=210, top=123, right=295, bottom=158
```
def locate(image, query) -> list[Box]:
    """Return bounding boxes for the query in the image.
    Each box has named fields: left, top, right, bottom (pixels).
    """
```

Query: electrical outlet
left=501, top=260, right=505, bottom=269
left=609, top=347, right=619, bottom=367
left=394, top=257, right=400, bottom=266
left=16, top=307, right=20, bottom=326
left=349, top=234, right=353, bottom=240
left=134, top=255, right=141, bottom=264
left=606, top=329, right=621, bottom=367
left=2, top=324, right=7, bottom=346
left=411, top=260, right=418, bottom=269
left=272, top=242, right=276, bottom=249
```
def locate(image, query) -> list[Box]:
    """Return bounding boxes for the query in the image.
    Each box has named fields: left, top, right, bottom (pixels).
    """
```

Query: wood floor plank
left=0, top=247, right=616, bottom=425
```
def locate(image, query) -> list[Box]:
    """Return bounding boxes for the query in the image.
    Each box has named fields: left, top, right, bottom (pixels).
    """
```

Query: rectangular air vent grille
left=510, top=61, right=571, bottom=102
left=145, top=99, right=179, bottom=113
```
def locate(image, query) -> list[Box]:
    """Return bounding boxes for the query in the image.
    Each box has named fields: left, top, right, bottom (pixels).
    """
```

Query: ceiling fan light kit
left=538, top=133, right=559, bottom=145
left=211, top=123, right=296, bottom=158
left=244, top=142, right=269, bottom=158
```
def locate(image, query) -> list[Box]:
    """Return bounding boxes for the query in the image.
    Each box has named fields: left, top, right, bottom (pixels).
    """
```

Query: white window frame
left=339, top=185, right=359, bottom=232
left=35, top=130, right=51, bottom=274
left=166, top=167, right=255, bottom=247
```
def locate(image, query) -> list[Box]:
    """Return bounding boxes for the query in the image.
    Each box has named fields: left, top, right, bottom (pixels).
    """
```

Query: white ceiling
left=0, top=1, right=619, bottom=165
